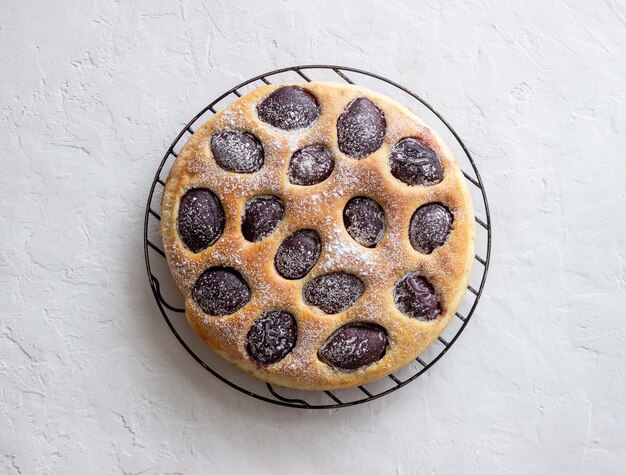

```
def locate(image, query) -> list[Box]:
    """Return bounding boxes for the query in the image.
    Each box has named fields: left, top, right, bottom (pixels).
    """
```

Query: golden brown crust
left=161, top=82, right=475, bottom=390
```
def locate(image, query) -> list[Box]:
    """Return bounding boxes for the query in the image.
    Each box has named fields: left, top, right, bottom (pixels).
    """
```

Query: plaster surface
left=1, top=1, right=625, bottom=473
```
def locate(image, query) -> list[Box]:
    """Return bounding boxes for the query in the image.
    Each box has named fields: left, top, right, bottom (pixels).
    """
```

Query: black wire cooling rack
left=143, top=65, right=492, bottom=409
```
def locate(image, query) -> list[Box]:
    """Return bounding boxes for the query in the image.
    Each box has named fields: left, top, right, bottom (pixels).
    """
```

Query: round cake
left=161, top=82, right=475, bottom=390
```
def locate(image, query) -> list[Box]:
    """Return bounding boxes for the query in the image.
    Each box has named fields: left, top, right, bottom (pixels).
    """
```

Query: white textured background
left=2, top=0, right=625, bottom=473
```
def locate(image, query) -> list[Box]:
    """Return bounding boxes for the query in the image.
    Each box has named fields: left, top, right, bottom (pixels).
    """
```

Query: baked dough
left=161, top=82, right=475, bottom=390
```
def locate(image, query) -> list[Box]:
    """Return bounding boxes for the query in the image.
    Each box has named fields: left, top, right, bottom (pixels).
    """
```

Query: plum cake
left=161, top=82, right=475, bottom=390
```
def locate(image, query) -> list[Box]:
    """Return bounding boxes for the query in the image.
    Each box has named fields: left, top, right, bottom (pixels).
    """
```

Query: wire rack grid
left=143, top=65, right=491, bottom=409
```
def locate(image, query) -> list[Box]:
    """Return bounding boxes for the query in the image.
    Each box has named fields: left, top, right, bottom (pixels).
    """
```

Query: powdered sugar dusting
left=409, top=203, right=453, bottom=254
left=257, top=85, right=320, bottom=131
left=319, top=225, right=377, bottom=276
left=343, top=196, right=385, bottom=248
left=303, top=272, right=365, bottom=314
left=161, top=81, right=475, bottom=389
left=246, top=310, right=297, bottom=365
left=274, top=229, right=321, bottom=280
left=288, top=145, right=334, bottom=186
left=192, top=267, right=251, bottom=316
left=210, top=131, right=264, bottom=173
left=337, top=97, right=386, bottom=158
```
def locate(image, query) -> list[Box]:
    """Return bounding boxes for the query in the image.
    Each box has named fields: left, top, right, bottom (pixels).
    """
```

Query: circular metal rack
left=143, top=65, right=491, bottom=409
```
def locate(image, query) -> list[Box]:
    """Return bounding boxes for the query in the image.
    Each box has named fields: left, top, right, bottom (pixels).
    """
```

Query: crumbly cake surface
left=161, top=82, right=475, bottom=390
